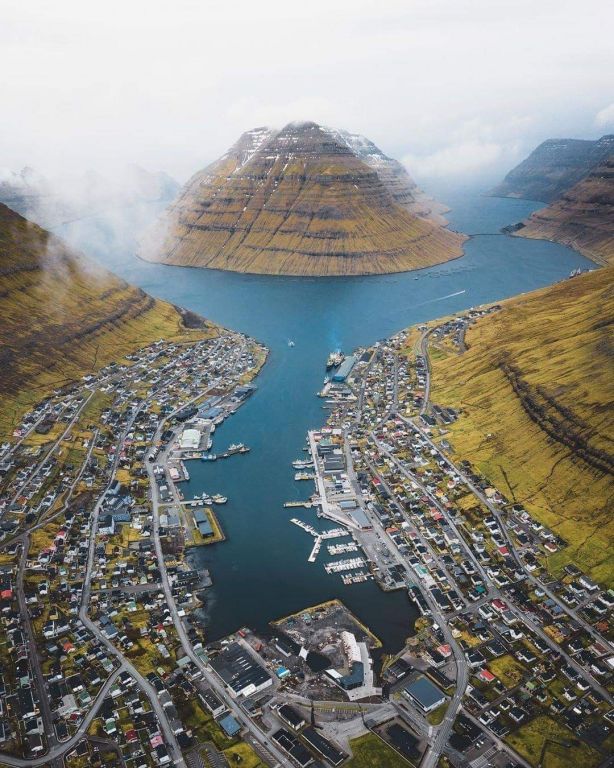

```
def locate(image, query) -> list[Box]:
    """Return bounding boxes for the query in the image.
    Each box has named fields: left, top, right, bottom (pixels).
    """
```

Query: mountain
left=512, top=156, right=614, bottom=265
left=326, top=128, right=450, bottom=225
left=0, top=203, right=214, bottom=437
left=0, top=164, right=180, bottom=229
left=491, top=134, right=614, bottom=202
left=140, top=121, right=465, bottom=276
left=429, top=267, right=614, bottom=584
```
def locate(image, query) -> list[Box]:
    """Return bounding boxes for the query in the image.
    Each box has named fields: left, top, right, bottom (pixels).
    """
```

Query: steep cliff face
left=141, top=121, right=465, bottom=276
left=514, top=156, right=614, bottom=265
left=491, top=135, right=614, bottom=202
left=328, top=128, right=450, bottom=225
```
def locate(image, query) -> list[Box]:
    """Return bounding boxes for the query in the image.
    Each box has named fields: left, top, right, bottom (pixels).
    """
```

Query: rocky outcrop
left=491, top=134, right=614, bottom=203
left=141, top=121, right=465, bottom=276
left=514, top=156, right=614, bottom=265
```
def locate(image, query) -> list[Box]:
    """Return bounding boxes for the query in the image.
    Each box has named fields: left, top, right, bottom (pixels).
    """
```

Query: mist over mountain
left=0, top=164, right=180, bottom=229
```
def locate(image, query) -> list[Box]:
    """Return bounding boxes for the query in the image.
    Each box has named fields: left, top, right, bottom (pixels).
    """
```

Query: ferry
left=212, top=494, right=228, bottom=504
left=326, top=350, right=344, bottom=369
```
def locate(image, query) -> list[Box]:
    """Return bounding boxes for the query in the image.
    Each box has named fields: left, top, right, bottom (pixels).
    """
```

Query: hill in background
left=141, top=121, right=465, bottom=276
left=490, top=134, right=614, bottom=203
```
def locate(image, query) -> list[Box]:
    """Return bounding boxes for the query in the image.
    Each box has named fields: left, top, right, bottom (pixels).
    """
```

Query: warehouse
left=209, top=643, right=272, bottom=697
left=193, top=509, right=214, bottom=538
left=403, top=675, right=446, bottom=713
left=332, top=355, right=356, bottom=382
left=179, top=428, right=201, bottom=449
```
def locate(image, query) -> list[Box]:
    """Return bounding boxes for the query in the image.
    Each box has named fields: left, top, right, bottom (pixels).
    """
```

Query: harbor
left=105, top=188, right=594, bottom=653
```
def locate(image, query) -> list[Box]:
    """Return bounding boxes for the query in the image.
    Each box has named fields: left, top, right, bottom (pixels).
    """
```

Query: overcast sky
left=2, top=0, right=613, bottom=185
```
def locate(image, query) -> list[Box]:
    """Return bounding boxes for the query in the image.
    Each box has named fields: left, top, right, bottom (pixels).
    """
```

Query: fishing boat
left=292, top=459, right=313, bottom=469
left=294, top=471, right=315, bottom=481
left=224, top=443, right=249, bottom=456
left=325, top=350, right=344, bottom=370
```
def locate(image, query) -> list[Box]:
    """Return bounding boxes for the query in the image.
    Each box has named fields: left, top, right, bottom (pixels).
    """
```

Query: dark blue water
left=58, top=188, right=595, bottom=653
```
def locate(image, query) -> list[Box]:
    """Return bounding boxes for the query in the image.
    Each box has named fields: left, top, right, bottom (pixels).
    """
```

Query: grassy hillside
left=428, top=268, right=614, bottom=585
left=0, top=203, right=216, bottom=437
left=142, top=122, right=465, bottom=276
left=516, top=156, right=614, bottom=265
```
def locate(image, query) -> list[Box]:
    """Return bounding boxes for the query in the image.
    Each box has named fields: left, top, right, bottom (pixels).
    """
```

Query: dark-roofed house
left=278, top=704, right=305, bottom=731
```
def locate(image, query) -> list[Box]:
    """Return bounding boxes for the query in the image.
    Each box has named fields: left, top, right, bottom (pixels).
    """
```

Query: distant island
left=140, top=121, right=466, bottom=276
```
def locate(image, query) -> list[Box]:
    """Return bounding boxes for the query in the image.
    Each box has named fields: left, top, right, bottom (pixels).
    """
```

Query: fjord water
left=60, top=188, right=595, bottom=653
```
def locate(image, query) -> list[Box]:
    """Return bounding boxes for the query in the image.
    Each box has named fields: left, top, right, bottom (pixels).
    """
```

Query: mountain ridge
left=490, top=134, right=614, bottom=203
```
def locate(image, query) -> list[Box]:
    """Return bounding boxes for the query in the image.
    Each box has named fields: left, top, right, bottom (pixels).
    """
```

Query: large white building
left=179, top=428, right=201, bottom=450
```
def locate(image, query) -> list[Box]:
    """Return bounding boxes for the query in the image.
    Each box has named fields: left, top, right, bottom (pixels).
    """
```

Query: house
left=98, top=515, right=115, bottom=536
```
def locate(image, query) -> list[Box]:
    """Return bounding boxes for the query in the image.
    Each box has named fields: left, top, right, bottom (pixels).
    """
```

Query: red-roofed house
left=477, top=669, right=496, bottom=683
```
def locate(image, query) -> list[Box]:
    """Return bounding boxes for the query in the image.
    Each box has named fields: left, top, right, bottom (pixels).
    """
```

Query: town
left=0, top=305, right=612, bottom=768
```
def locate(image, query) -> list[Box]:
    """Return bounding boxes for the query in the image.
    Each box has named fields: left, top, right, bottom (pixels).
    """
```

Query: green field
left=346, top=733, right=412, bottom=768
left=506, top=715, right=601, bottom=768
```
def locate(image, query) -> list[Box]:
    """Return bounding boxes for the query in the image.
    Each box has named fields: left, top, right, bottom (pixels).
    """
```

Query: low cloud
left=403, top=140, right=504, bottom=178
left=594, top=103, right=614, bottom=129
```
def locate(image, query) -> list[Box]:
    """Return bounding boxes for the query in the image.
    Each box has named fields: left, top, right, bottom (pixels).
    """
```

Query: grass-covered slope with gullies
left=429, top=268, right=614, bottom=584
left=514, top=156, right=614, bottom=265
left=141, top=121, right=465, bottom=276
left=0, top=203, right=216, bottom=436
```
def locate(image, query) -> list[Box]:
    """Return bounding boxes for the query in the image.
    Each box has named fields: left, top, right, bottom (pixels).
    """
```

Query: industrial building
left=209, top=642, right=272, bottom=697
left=332, top=355, right=356, bottom=382
left=403, top=675, right=446, bottom=713
left=302, top=727, right=346, bottom=766
left=193, top=509, right=214, bottom=538
left=325, top=631, right=365, bottom=690
left=179, top=428, right=201, bottom=449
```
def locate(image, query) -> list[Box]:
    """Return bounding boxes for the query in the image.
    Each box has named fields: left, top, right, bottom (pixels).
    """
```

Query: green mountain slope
left=429, top=267, right=614, bottom=584
left=0, top=203, right=215, bottom=436
left=141, top=121, right=465, bottom=276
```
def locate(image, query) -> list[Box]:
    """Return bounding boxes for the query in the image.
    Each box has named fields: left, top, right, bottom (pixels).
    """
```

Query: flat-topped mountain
left=0, top=203, right=213, bottom=436
left=490, top=134, right=614, bottom=202
left=141, top=121, right=465, bottom=276
left=516, top=155, right=614, bottom=264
